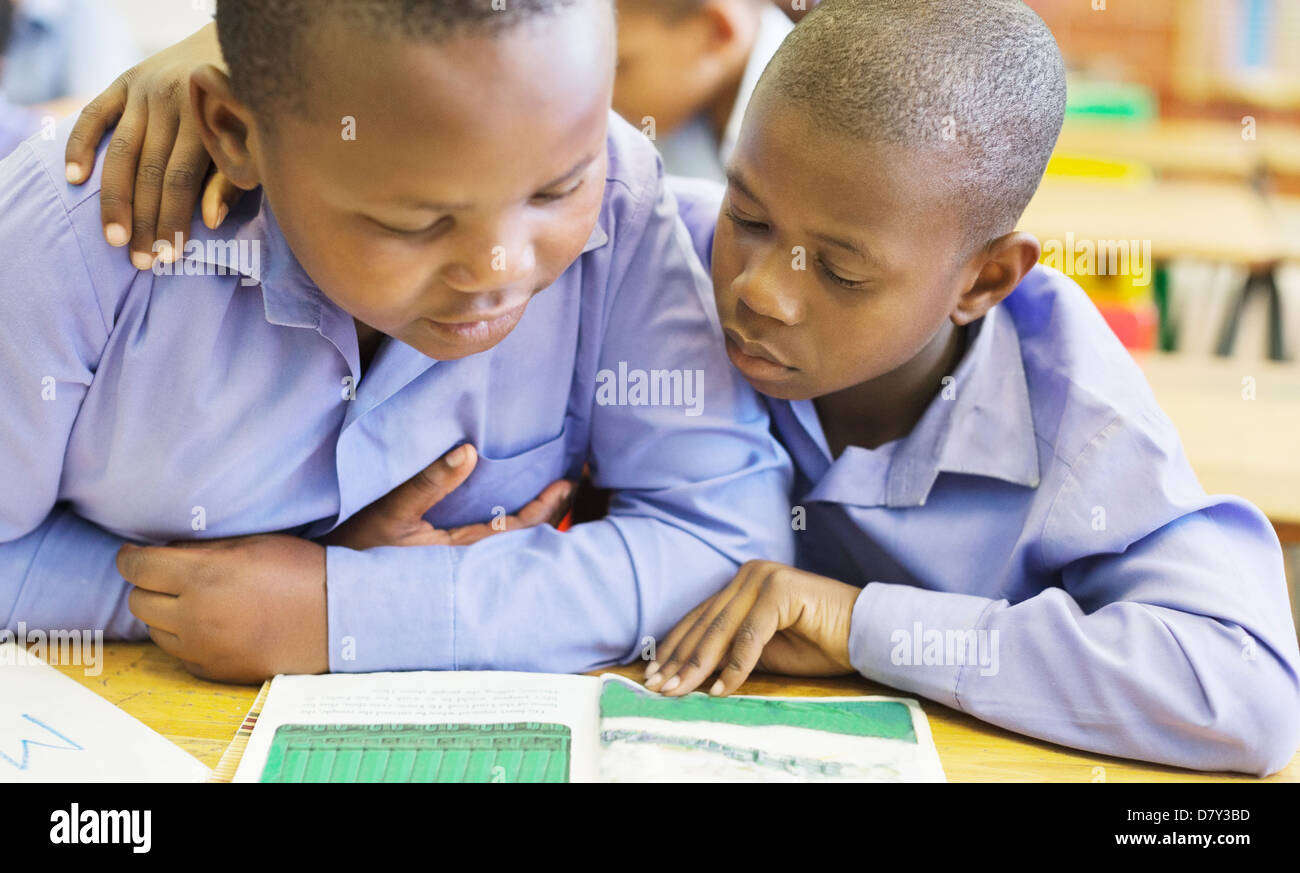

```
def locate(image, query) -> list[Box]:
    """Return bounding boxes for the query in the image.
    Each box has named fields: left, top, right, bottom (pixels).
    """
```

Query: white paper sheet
left=0, top=642, right=210, bottom=783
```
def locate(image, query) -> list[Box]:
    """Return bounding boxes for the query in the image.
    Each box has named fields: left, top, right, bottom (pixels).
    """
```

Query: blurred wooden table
left=46, top=641, right=1300, bottom=783
left=1136, top=352, right=1300, bottom=542
left=1020, top=175, right=1300, bottom=265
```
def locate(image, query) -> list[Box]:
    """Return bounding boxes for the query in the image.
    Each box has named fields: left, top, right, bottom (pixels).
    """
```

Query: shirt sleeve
left=0, top=143, right=143, bottom=639
left=325, top=163, right=795, bottom=676
left=847, top=419, right=1300, bottom=776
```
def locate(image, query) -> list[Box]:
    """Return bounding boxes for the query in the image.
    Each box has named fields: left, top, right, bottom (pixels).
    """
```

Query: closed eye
left=725, top=207, right=768, bottom=233
left=531, top=178, right=586, bottom=205
left=818, top=256, right=867, bottom=289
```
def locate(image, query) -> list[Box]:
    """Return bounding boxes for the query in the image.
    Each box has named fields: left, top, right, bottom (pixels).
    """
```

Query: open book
left=231, top=670, right=945, bottom=782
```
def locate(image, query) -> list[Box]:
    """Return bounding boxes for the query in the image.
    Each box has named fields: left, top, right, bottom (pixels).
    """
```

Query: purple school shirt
left=0, top=114, right=795, bottom=676
left=672, top=176, right=1299, bottom=776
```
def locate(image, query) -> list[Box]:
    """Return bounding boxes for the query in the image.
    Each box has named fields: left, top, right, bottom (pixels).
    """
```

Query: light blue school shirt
left=672, top=178, right=1300, bottom=776
left=0, top=112, right=794, bottom=675
left=1, top=0, right=139, bottom=105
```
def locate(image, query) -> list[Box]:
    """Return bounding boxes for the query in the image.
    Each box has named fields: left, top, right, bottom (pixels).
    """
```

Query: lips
left=723, top=328, right=793, bottom=368
left=723, top=327, right=797, bottom=383
left=421, top=301, right=530, bottom=346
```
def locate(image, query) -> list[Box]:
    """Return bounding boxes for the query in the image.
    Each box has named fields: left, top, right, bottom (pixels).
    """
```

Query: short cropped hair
left=215, top=0, right=598, bottom=119
left=759, top=0, right=1066, bottom=250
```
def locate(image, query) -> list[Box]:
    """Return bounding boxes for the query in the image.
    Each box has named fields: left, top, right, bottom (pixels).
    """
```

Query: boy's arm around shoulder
left=0, top=141, right=145, bottom=639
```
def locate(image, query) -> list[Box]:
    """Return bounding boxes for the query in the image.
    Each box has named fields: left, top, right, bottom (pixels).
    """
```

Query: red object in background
left=1095, top=301, right=1159, bottom=350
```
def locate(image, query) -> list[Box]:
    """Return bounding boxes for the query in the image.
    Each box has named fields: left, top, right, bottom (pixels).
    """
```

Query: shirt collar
left=790, top=300, right=1040, bottom=509
left=886, top=302, right=1041, bottom=506
left=178, top=187, right=324, bottom=329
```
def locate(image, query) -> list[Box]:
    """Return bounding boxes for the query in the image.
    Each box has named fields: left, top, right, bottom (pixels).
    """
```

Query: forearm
left=325, top=473, right=793, bottom=674
left=849, top=578, right=1300, bottom=776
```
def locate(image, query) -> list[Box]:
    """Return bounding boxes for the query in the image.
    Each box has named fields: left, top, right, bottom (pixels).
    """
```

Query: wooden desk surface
left=46, top=641, right=1300, bottom=783
left=1135, top=352, right=1300, bottom=535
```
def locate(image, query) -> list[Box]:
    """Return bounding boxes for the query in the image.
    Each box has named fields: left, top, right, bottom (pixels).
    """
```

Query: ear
left=698, top=0, right=759, bottom=53
left=189, top=64, right=262, bottom=192
left=952, top=231, right=1040, bottom=326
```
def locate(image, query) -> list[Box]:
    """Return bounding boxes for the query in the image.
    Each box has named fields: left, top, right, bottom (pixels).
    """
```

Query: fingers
left=129, top=588, right=181, bottom=635
left=126, top=92, right=183, bottom=269
left=152, top=115, right=215, bottom=259
left=381, top=444, right=479, bottom=521
left=200, top=171, right=242, bottom=230
left=709, top=594, right=783, bottom=697
left=444, top=479, right=575, bottom=546
left=643, top=599, right=710, bottom=679
left=64, top=75, right=129, bottom=184
left=98, top=93, right=150, bottom=256
left=513, top=479, right=576, bottom=528
left=646, top=579, right=763, bottom=696
left=115, top=543, right=193, bottom=595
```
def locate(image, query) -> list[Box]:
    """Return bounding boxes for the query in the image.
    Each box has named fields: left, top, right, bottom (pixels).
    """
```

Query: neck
left=814, top=320, right=969, bottom=457
left=355, top=320, right=384, bottom=375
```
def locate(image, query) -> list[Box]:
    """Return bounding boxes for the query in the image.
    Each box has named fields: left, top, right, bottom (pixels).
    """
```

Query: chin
left=742, top=375, right=818, bottom=402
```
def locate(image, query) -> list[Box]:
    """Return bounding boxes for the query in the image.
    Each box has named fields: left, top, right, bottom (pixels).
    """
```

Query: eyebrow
left=726, top=167, right=884, bottom=271
left=390, top=152, right=600, bottom=212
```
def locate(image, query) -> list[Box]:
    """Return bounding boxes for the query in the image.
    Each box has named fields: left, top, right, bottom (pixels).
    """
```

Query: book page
left=596, top=674, right=946, bottom=782
left=0, top=642, right=210, bottom=783
left=233, top=670, right=602, bottom=783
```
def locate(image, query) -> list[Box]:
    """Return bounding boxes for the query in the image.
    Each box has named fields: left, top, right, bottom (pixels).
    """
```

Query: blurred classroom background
left=1018, top=0, right=1300, bottom=628
left=1, top=0, right=1297, bottom=627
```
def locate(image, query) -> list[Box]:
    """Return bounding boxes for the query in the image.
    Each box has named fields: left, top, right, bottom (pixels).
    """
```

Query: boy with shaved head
left=647, top=0, right=1300, bottom=775
left=51, top=0, right=1299, bottom=774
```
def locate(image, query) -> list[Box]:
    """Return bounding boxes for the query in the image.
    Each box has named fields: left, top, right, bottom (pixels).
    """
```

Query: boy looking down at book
left=0, top=0, right=793, bottom=683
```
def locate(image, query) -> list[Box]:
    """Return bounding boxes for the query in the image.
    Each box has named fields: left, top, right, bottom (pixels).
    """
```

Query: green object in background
left=1154, top=263, right=1176, bottom=351
left=1064, top=78, right=1157, bottom=122
left=599, top=680, right=916, bottom=742
left=260, top=722, right=572, bottom=783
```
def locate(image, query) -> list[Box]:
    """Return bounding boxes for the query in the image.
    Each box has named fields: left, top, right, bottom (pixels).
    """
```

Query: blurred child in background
left=614, top=0, right=792, bottom=181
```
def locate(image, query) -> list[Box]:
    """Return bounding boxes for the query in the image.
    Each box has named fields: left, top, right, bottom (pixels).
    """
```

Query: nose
left=442, top=223, right=537, bottom=294
left=732, top=248, right=802, bottom=326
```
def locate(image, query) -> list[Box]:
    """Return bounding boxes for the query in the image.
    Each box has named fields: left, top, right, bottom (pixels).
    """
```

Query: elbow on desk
left=1199, top=649, right=1300, bottom=777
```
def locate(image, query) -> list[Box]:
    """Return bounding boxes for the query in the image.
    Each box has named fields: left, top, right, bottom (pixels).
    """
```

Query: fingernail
left=130, top=251, right=154, bottom=271
left=214, top=203, right=229, bottom=227
left=661, top=676, right=680, bottom=693
left=156, top=241, right=176, bottom=264
left=645, top=672, right=663, bottom=689
left=445, top=445, right=467, bottom=468
left=105, top=223, right=129, bottom=247
left=644, top=660, right=659, bottom=677
left=65, top=162, right=82, bottom=183
left=709, top=680, right=725, bottom=696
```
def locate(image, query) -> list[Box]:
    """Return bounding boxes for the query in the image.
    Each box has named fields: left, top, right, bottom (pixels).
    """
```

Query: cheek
left=536, top=179, right=606, bottom=281
left=301, top=234, right=437, bottom=328
left=710, top=225, right=741, bottom=304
